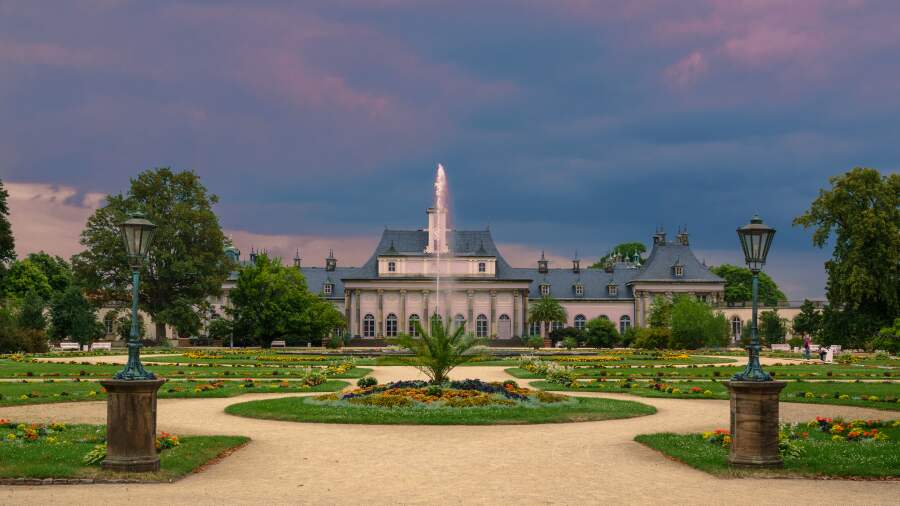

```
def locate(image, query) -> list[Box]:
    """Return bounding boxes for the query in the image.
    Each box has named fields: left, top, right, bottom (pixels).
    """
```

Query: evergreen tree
left=791, top=300, right=822, bottom=340
left=72, top=168, right=231, bottom=341
left=18, top=290, right=47, bottom=331
left=759, top=310, right=787, bottom=344
left=794, top=167, right=900, bottom=345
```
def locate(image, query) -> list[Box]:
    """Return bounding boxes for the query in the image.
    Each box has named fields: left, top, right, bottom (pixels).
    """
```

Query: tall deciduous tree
left=0, top=178, right=14, bottom=269
left=792, top=300, right=822, bottom=340
left=49, top=286, right=102, bottom=345
left=759, top=310, right=787, bottom=344
left=648, top=296, right=673, bottom=328
left=2, top=259, right=52, bottom=301
left=669, top=295, right=729, bottom=349
left=26, top=252, right=72, bottom=295
left=72, top=168, right=230, bottom=341
left=794, top=167, right=900, bottom=345
left=18, top=290, right=47, bottom=331
left=590, top=242, right=646, bottom=268
left=228, top=254, right=344, bottom=347
left=709, top=264, right=786, bottom=306
left=584, top=317, right=618, bottom=348
left=527, top=296, right=567, bottom=337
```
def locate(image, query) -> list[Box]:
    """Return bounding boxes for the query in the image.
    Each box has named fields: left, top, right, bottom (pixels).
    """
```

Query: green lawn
left=0, top=423, right=249, bottom=481
left=506, top=364, right=896, bottom=381
left=531, top=379, right=900, bottom=410
left=225, top=395, right=656, bottom=425
left=0, top=379, right=349, bottom=407
left=635, top=425, right=900, bottom=479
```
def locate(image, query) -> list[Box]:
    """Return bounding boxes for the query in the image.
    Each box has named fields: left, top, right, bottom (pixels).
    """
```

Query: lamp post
left=100, top=211, right=166, bottom=473
left=725, top=214, right=786, bottom=467
left=116, top=213, right=156, bottom=380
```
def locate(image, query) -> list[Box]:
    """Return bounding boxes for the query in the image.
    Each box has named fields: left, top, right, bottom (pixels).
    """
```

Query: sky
left=3, top=0, right=900, bottom=300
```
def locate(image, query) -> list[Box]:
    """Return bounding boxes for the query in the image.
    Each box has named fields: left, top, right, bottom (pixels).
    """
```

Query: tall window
left=408, top=314, right=420, bottom=336
left=388, top=261, right=396, bottom=272
left=529, top=321, right=541, bottom=336
left=454, top=314, right=465, bottom=330
left=104, top=313, right=116, bottom=335
left=363, top=314, right=375, bottom=337
left=478, top=262, right=486, bottom=273
left=731, top=316, right=742, bottom=339
left=619, top=315, right=631, bottom=334
left=540, top=284, right=550, bottom=296
left=385, top=313, right=398, bottom=337
left=476, top=314, right=488, bottom=337
left=574, top=314, right=586, bottom=330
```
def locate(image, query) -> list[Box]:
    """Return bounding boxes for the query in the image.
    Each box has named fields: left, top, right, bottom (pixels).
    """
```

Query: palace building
left=217, top=204, right=728, bottom=341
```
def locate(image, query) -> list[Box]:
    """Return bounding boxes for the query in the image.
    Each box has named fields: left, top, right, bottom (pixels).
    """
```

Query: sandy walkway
left=1, top=366, right=897, bottom=506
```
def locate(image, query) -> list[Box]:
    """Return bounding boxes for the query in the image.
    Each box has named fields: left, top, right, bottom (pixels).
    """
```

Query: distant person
left=803, top=335, right=811, bottom=360
left=819, top=345, right=828, bottom=362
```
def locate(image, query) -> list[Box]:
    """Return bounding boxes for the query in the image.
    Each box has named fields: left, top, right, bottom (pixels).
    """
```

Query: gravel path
left=1, top=366, right=897, bottom=505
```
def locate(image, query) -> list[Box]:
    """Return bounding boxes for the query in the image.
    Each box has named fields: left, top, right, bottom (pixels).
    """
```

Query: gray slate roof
left=513, top=265, right=639, bottom=300
left=301, top=267, right=355, bottom=300
left=630, top=241, right=723, bottom=283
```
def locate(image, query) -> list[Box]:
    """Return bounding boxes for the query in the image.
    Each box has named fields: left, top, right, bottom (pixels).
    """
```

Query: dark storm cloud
left=3, top=1, right=900, bottom=298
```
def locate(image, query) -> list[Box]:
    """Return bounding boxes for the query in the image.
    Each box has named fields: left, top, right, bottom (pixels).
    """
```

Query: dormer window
left=323, top=283, right=333, bottom=296
left=388, top=261, right=396, bottom=273
left=540, top=283, right=550, bottom=296
left=672, top=265, right=684, bottom=277
left=574, top=283, right=584, bottom=296
left=607, top=284, right=618, bottom=296
left=478, top=262, right=486, bottom=273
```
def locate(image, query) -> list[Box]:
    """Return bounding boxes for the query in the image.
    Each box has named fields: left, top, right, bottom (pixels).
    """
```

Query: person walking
left=803, top=334, right=811, bottom=360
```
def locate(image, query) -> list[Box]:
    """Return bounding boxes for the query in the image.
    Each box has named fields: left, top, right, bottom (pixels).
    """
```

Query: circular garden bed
left=224, top=379, right=656, bottom=425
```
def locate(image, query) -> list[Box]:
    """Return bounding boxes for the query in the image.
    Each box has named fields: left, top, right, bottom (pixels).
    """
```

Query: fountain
left=428, top=164, right=450, bottom=325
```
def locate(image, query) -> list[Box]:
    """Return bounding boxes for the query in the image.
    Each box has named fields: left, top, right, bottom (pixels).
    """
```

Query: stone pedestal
left=100, top=378, right=166, bottom=472
left=725, top=381, right=786, bottom=467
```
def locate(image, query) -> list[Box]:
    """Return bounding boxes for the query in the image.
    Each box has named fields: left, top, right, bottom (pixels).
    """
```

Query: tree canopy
left=26, top=252, right=72, bottom=295
left=527, top=296, right=567, bottom=336
left=590, top=242, right=646, bottom=268
left=794, top=167, right=899, bottom=344
left=228, top=253, right=344, bottom=346
left=0, top=178, right=14, bottom=269
left=49, top=286, right=102, bottom=345
left=709, top=264, right=786, bottom=306
left=2, top=259, right=52, bottom=301
left=584, top=317, right=618, bottom=348
left=791, top=300, right=822, bottom=340
left=648, top=296, right=672, bottom=328
left=669, top=295, right=729, bottom=349
left=759, top=310, right=787, bottom=344
left=72, top=168, right=231, bottom=340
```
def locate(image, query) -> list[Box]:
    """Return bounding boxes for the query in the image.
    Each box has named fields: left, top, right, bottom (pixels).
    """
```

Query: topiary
left=357, top=376, right=377, bottom=388
left=527, top=335, right=544, bottom=350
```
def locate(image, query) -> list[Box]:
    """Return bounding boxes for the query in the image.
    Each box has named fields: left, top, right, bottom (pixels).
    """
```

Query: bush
left=562, top=336, right=578, bottom=350
left=619, top=326, right=638, bottom=348
left=670, top=296, right=728, bottom=349
left=325, top=334, right=344, bottom=349
left=527, top=335, right=544, bottom=350
left=584, top=317, right=618, bottom=348
left=634, top=327, right=671, bottom=350
left=871, top=318, right=899, bottom=354
left=787, top=337, right=803, bottom=349
left=357, top=376, right=377, bottom=388
left=549, top=326, right=583, bottom=346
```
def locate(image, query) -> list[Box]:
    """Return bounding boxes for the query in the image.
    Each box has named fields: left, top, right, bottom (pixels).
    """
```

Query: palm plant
left=393, top=317, right=485, bottom=384
left=528, top=296, right=567, bottom=338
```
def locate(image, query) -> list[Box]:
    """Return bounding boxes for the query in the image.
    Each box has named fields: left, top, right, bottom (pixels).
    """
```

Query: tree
left=549, top=326, right=584, bottom=346
left=648, top=296, right=673, bottom=328
left=872, top=318, right=899, bottom=354
left=0, top=300, right=48, bottom=354
left=634, top=327, right=672, bottom=350
left=72, top=168, right=230, bottom=341
left=584, top=317, right=618, bottom=348
left=0, top=178, right=14, bottom=269
left=791, top=300, right=822, bottom=340
left=207, top=318, right=234, bottom=343
left=759, top=310, right=787, bottom=344
left=709, top=264, right=786, bottom=305
left=527, top=296, right=567, bottom=338
left=228, top=254, right=343, bottom=347
left=393, top=318, right=484, bottom=384
left=590, top=242, right=646, bottom=268
left=2, top=259, right=52, bottom=301
left=49, top=286, right=103, bottom=345
left=18, top=291, right=47, bottom=331
left=25, top=252, right=72, bottom=294
left=670, top=295, right=729, bottom=349
left=116, top=313, right=147, bottom=341
left=794, top=167, right=900, bottom=344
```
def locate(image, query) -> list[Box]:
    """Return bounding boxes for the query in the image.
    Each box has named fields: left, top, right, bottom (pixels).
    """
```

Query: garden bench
left=59, top=342, right=81, bottom=351
left=91, top=342, right=112, bottom=350
left=271, top=340, right=286, bottom=348
left=770, top=344, right=791, bottom=351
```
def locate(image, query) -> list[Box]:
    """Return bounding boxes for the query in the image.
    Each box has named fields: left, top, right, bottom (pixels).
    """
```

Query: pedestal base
left=725, top=380, right=786, bottom=467
left=100, top=378, right=166, bottom=473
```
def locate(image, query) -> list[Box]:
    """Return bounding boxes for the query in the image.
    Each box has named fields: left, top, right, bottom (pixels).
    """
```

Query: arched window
left=619, top=315, right=631, bottom=334
left=385, top=313, right=398, bottom=337
left=454, top=314, right=465, bottom=330
left=529, top=321, right=541, bottom=336
left=600, top=315, right=609, bottom=321
left=363, top=314, right=375, bottom=337
left=476, top=314, right=488, bottom=338
left=408, top=314, right=420, bottom=337
left=574, top=314, right=586, bottom=330
left=731, top=316, right=742, bottom=339
left=551, top=321, right=564, bottom=332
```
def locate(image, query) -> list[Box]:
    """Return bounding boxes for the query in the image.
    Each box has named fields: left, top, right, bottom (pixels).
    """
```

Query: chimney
left=652, top=227, right=667, bottom=246
left=538, top=251, right=549, bottom=274
left=325, top=249, right=337, bottom=271
left=572, top=251, right=580, bottom=273
left=293, top=248, right=301, bottom=269
left=676, top=226, right=689, bottom=246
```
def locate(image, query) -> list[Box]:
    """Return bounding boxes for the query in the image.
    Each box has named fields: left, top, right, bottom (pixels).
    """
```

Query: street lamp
left=732, top=215, right=775, bottom=382
left=115, top=212, right=157, bottom=380
left=726, top=214, right=784, bottom=468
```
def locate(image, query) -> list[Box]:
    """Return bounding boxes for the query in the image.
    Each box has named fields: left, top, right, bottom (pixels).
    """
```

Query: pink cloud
left=6, top=182, right=102, bottom=259
left=0, top=40, right=114, bottom=68
left=664, top=51, right=708, bottom=87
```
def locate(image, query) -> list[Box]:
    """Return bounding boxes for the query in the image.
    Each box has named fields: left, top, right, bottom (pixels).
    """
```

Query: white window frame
left=619, top=315, right=631, bottom=334
left=575, top=284, right=584, bottom=296
left=673, top=265, right=684, bottom=277
left=476, top=314, right=488, bottom=338
left=323, top=283, right=333, bottom=296
left=574, top=314, right=586, bottom=330
left=363, top=314, right=375, bottom=337
left=540, top=284, right=550, bottom=296
left=608, top=284, right=617, bottom=296
left=388, top=261, right=396, bottom=273
left=385, top=313, right=398, bottom=337
left=408, top=314, right=420, bottom=336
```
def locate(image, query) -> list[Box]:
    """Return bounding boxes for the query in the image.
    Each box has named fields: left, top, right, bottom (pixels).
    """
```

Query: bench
left=770, top=344, right=791, bottom=351
left=59, top=342, right=81, bottom=351
left=91, top=342, right=112, bottom=350
left=271, top=340, right=286, bottom=348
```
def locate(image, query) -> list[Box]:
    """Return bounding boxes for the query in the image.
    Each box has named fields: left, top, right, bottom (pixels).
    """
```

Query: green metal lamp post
left=115, top=212, right=157, bottom=380
left=731, top=214, right=776, bottom=382
left=726, top=214, right=785, bottom=468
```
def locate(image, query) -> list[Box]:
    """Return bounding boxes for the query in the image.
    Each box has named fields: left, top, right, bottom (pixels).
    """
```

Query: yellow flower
left=831, top=435, right=844, bottom=442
